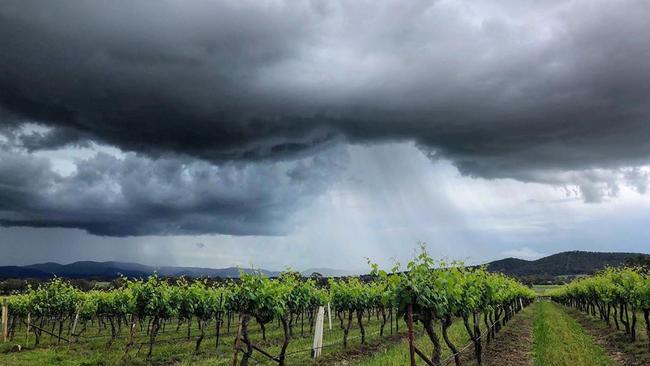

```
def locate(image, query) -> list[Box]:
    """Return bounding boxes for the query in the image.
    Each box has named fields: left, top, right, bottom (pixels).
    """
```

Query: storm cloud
left=0, top=131, right=347, bottom=235
left=2, top=0, right=650, bottom=236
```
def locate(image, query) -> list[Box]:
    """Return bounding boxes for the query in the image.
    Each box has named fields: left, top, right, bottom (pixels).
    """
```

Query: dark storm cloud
left=1, top=0, right=649, bottom=172
left=0, top=142, right=347, bottom=236
left=1, top=0, right=650, bottom=235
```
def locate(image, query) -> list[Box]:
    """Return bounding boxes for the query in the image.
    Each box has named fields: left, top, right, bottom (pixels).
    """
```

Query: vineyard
left=549, top=267, right=650, bottom=350
left=3, top=250, right=650, bottom=366
left=0, top=248, right=536, bottom=365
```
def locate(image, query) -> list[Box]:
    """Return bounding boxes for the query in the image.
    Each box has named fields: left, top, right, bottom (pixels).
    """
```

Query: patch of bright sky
left=13, top=123, right=125, bottom=176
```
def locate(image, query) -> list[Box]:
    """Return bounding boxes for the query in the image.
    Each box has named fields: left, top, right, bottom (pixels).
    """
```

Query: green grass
left=0, top=314, right=407, bottom=365
left=532, top=301, right=614, bottom=366
left=531, top=285, right=560, bottom=296
left=0, top=314, right=476, bottom=366
left=561, top=305, right=650, bottom=366
left=353, top=316, right=481, bottom=366
left=3, top=304, right=642, bottom=365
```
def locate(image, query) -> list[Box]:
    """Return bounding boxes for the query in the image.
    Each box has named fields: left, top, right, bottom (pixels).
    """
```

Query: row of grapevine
left=370, top=248, right=536, bottom=366
left=5, top=247, right=535, bottom=365
left=549, top=267, right=650, bottom=349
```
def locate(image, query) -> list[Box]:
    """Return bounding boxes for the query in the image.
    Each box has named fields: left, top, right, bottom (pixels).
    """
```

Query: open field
left=531, top=285, right=561, bottom=296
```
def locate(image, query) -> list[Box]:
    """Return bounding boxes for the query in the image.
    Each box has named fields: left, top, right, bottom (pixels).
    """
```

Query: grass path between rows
left=562, top=305, right=650, bottom=366
left=532, top=301, right=615, bottom=366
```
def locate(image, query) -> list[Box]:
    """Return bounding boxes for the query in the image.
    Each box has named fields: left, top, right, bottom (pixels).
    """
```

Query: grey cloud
left=0, top=1, right=649, bottom=173
left=1, top=0, right=650, bottom=236
left=624, top=168, right=649, bottom=194
left=18, top=127, right=92, bottom=151
left=0, top=142, right=347, bottom=236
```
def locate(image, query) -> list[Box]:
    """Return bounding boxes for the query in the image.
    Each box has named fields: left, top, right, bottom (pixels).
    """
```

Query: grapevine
left=3, top=249, right=537, bottom=365
left=550, top=267, right=650, bottom=349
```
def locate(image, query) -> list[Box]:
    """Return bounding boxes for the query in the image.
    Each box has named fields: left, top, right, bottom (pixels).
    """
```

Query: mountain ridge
left=486, top=250, right=649, bottom=277
left=0, top=250, right=648, bottom=279
left=1, top=261, right=280, bottom=279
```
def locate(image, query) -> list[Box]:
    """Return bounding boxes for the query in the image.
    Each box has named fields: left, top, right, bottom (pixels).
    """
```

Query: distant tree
left=0, top=279, right=27, bottom=294
left=110, top=277, right=127, bottom=289
left=625, top=254, right=650, bottom=273
left=69, top=279, right=94, bottom=291
left=309, top=272, right=328, bottom=286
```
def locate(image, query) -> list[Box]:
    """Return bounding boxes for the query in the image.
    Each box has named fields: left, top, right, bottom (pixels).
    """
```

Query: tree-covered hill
left=487, top=251, right=649, bottom=277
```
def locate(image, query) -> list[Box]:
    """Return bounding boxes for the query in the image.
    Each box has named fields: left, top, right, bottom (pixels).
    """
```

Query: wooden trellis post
left=406, top=304, right=435, bottom=366
left=407, top=304, right=416, bottom=366
left=312, top=306, right=325, bottom=359
left=327, top=302, right=332, bottom=330
left=71, top=308, right=80, bottom=337
left=25, top=313, right=31, bottom=344
left=231, top=315, right=244, bottom=366
left=2, top=298, right=9, bottom=343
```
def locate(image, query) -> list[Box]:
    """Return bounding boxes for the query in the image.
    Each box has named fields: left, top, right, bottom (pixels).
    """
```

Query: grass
left=531, top=285, right=560, bottom=296
left=0, top=313, right=407, bottom=365
left=352, top=317, right=471, bottom=366
left=2, top=304, right=644, bottom=365
left=532, top=301, right=614, bottom=366
left=561, top=305, right=650, bottom=366
left=0, top=311, right=523, bottom=366
left=356, top=307, right=539, bottom=366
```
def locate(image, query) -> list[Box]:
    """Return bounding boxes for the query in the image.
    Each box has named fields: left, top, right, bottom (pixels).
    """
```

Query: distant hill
left=0, top=261, right=280, bottom=279
left=1, top=250, right=648, bottom=280
left=300, top=268, right=365, bottom=277
left=0, top=266, right=52, bottom=278
left=486, top=251, right=649, bottom=277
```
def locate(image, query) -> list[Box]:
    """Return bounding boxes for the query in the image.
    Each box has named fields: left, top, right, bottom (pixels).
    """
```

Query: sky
left=1, top=0, right=650, bottom=271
